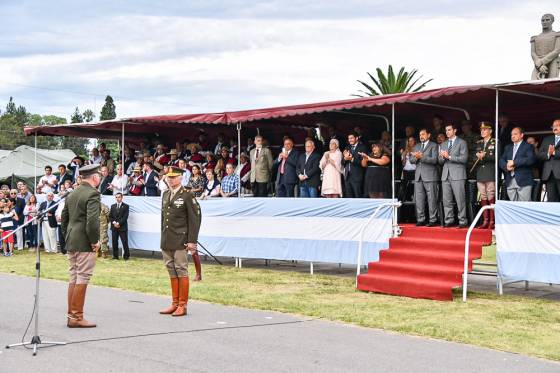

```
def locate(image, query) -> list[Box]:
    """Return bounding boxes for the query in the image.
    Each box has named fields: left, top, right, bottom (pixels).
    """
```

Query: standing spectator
left=109, top=164, right=130, bottom=195
left=57, top=164, right=73, bottom=191
left=102, top=150, right=116, bottom=175
left=213, top=133, right=227, bottom=155
left=537, top=119, right=560, bottom=202
left=158, top=165, right=171, bottom=193
left=400, top=136, right=417, bottom=181
left=497, top=114, right=514, bottom=153
left=179, top=139, right=191, bottom=159
left=109, top=193, right=130, bottom=260
left=246, top=136, right=255, bottom=154
left=319, top=139, right=343, bottom=198
left=9, top=189, right=25, bottom=250
left=23, top=194, right=39, bottom=250
left=198, top=132, right=210, bottom=151
left=360, top=143, right=392, bottom=198
left=186, top=165, right=206, bottom=197
left=410, top=128, right=439, bottom=226
left=39, top=192, right=59, bottom=253
left=55, top=196, right=67, bottom=255
left=249, top=135, right=273, bottom=197
left=342, top=132, right=368, bottom=198
left=202, top=169, right=221, bottom=198
left=177, top=159, right=192, bottom=187
left=128, top=166, right=144, bottom=196
left=500, top=127, right=536, bottom=201
left=235, top=153, right=251, bottom=194
left=220, top=164, right=239, bottom=198
left=1, top=203, right=18, bottom=256
left=439, top=123, right=469, bottom=228
left=89, top=148, right=103, bottom=165
left=18, top=183, right=32, bottom=203
left=296, top=140, right=321, bottom=198
left=460, top=120, right=479, bottom=175
left=325, top=124, right=346, bottom=152
left=379, top=131, right=392, bottom=152
left=526, top=136, right=541, bottom=179
left=431, top=115, right=446, bottom=140
left=274, top=137, right=299, bottom=197
left=67, top=156, right=84, bottom=182
left=473, top=122, right=496, bottom=229
left=36, top=166, right=58, bottom=194
left=98, top=166, right=113, bottom=195
left=142, top=162, right=160, bottom=196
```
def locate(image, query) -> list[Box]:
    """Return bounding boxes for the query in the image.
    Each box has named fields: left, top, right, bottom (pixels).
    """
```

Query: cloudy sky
left=0, top=1, right=557, bottom=121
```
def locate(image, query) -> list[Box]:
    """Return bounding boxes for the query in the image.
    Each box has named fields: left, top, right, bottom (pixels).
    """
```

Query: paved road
left=0, top=274, right=558, bottom=373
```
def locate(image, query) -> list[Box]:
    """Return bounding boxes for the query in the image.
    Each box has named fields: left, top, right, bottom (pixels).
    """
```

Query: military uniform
left=61, top=164, right=101, bottom=328
left=473, top=122, right=496, bottom=229
left=159, top=167, right=201, bottom=317
left=99, top=203, right=110, bottom=257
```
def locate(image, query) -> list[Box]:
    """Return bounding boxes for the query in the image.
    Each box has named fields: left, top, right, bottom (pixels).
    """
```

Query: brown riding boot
left=488, top=198, right=496, bottom=229
left=159, top=277, right=179, bottom=314
left=172, top=277, right=189, bottom=317
left=478, top=200, right=489, bottom=229
left=192, top=251, right=202, bottom=281
left=67, top=283, right=75, bottom=326
left=67, top=284, right=96, bottom=328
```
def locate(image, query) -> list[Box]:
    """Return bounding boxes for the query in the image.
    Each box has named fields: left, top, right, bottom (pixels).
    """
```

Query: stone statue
left=531, top=14, right=560, bottom=79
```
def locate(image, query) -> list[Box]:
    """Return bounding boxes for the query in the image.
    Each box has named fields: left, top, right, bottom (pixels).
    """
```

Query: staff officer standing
left=159, top=167, right=201, bottom=317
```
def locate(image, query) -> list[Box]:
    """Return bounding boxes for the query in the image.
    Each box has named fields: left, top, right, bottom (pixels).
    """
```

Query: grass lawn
left=1, top=249, right=559, bottom=361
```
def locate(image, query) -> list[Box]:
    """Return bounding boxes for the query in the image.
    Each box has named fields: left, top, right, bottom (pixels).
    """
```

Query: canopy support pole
left=331, top=110, right=391, bottom=131
left=391, top=104, right=396, bottom=200
left=121, top=123, right=125, bottom=194
left=408, top=101, right=470, bottom=120
left=34, top=133, right=37, bottom=192
left=237, top=122, right=242, bottom=198
left=495, top=89, right=500, bottom=201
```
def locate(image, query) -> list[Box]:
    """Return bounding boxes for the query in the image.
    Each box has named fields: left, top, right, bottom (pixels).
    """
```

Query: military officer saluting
left=159, top=166, right=201, bottom=317
left=473, top=121, right=496, bottom=229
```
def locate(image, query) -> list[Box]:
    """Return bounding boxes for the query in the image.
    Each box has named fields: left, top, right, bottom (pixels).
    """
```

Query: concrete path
left=0, top=274, right=558, bottom=373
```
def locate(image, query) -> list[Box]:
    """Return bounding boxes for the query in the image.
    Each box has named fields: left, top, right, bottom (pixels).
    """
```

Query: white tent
left=0, top=150, right=11, bottom=159
left=0, top=145, right=76, bottom=180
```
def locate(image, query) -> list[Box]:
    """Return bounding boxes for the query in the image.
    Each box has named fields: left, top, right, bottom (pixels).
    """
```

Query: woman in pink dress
left=319, top=139, right=343, bottom=197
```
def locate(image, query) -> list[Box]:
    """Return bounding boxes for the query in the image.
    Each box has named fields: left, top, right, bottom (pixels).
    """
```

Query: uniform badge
left=488, top=145, right=495, bottom=150
left=174, top=197, right=185, bottom=207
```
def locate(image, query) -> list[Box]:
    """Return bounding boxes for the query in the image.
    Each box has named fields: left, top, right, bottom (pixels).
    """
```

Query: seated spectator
left=167, top=149, right=180, bottom=166
left=235, top=153, right=251, bottom=194
left=179, top=139, right=192, bottom=159
left=198, top=132, right=210, bottom=151
left=319, top=139, right=343, bottom=198
left=360, top=143, right=392, bottom=198
left=23, top=194, right=38, bottom=250
left=188, top=143, right=204, bottom=165
left=186, top=165, right=206, bottom=197
left=214, top=133, right=227, bottom=155
left=220, top=164, right=239, bottom=197
left=153, top=144, right=169, bottom=167
left=89, top=148, right=103, bottom=164
left=0, top=203, right=18, bottom=256
left=36, top=165, right=58, bottom=194
left=296, top=140, right=321, bottom=198
left=102, top=150, right=116, bottom=175
left=128, top=166, right=144, bottom=196
left=204, top=153, right=217, bottom=172
left=228, top=139, right=238, bottom=158
left=201, top=169, right=221, bottom=199
left=219, top=146, right=236, bottom=166
left=99, top=166, right=114, bottom=195
left=214, top=159, right=226, bottom=182
left=246, top=136, right=255, bottom=154
left=109, top=164, right=130, bottom=195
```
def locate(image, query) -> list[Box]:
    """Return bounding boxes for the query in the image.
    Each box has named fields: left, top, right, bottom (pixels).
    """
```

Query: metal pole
left=495, top=89, right=499, bottom=201
left=237, top=122, right=242, bottom=198
left=34, top=133, right=38, bottom=192
left=391, top=104, right=395, bottom=200
left=121, top=123, right=125, bottom=193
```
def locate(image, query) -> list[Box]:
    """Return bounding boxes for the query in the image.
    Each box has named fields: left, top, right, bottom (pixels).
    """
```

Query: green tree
left=82, top=109, right=95, bottom=122
left=99, top=95, right=116, bottom=120
left=354, top=65, right=433, bottom=97
left=70, top=107, right=83, bottom=123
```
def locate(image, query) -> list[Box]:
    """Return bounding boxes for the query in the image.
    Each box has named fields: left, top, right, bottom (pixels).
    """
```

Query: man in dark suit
left=438, top=123, right=469, bottom=228
left=57, top=164, right=73, bottom=192
left=343, top=131, right=368, bottom=198
left=497, top=115, right=514, bottom=153
left=109, top=193, right=130, bottom=260
left=296, top=140, right=321, bottom=197
left=410, top=128, right=439, bottom=226
left=142, top=162, right=160, bottom=196
left=98, top=166, right=113, bottom=195
left=537, top=119, right=560, bottom=202
left=499, top=127, right=536, bottom=201
left=273, top=137, right=299, bottom=197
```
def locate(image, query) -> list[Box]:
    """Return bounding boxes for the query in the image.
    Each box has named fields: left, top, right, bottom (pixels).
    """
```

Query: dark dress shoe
left=426, top=222, right=437, bottom=227
left=458, top=224, right=469, bottom=229
left=416, top=221, right=426, bottom=226
left=443, top=223, right=456, bottom=228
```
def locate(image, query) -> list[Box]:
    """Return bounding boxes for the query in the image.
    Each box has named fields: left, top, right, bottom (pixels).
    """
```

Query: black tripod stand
left=5, top=196, right=69, bottom=355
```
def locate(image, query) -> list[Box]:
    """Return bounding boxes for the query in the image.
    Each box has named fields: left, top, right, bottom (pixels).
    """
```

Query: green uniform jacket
left=474, top=138, right=496, bottom=182
left=61, top=181, right=101, bottom=252
left=161, top=187, right=201, bottom=251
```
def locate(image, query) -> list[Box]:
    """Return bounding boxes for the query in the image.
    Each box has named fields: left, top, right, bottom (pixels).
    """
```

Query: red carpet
left=357, top=224, right=493, bottom=301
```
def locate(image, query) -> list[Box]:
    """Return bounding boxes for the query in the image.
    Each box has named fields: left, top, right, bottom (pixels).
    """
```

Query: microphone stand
left=5, top=192, right=72, bottom=356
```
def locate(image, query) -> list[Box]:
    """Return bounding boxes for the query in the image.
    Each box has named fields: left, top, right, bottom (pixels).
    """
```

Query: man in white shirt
left=109, top=164, right=129, bottom=195
left=178, top=159, right=192, bottom=187
left=89, top=148, right=103, bottom=165
left=36, top=166, right=58, bottom=194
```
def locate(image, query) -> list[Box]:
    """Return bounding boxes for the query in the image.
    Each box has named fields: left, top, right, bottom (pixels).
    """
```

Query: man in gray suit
left=249, top=135, right=273, bottom=197
left=537, top=119, right=560, bottom=202
left=439, top=123, right=469, bottom=228
left=410, top=128, right=439, bottom=226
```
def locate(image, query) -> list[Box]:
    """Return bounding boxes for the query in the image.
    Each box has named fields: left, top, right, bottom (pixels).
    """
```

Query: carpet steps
left=356, top=224, right=493, bottom=301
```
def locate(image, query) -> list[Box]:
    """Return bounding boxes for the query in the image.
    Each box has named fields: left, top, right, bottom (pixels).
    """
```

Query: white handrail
left=356, top=201, right=401, bottom=284
left=462, top=204, right=494, bottom=302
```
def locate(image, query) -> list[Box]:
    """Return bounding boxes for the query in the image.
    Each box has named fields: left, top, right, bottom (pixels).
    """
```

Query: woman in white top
left=109, top=164, right=130, bottom=195
left=319, top=139, right=343, bottom=197
left=201, top=169, right=221, bottom=199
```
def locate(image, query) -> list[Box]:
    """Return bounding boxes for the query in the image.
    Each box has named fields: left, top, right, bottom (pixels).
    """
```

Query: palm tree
left=353, top=65, right=433, bottom=97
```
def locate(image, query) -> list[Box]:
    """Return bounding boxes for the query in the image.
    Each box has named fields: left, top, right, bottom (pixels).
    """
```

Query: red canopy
left=24, top=79, right=560, bottom=143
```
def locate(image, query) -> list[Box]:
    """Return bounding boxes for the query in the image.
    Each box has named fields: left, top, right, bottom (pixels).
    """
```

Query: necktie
left=256, top=148, right=260, bottom=160
left=448, top=140, right=453, bottom=152
left=117, top=203, right=121, bottom=210
left=421, top=142, right=426, bottom=151
left=513, top=143, right=519, bottom=159
left=555, top=137, right=560, bottom=147
left=280, top=156, right=286, bottom=174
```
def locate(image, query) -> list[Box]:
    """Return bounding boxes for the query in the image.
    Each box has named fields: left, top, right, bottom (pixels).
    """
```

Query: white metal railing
left=462, top=204, right=494, bottom=302
left=356, top=201, right=401, bottom=283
